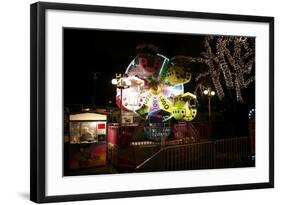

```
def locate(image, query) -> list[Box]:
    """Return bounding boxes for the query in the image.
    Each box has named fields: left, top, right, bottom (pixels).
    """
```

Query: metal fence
left=165, top=141, right=215, bottom=171
left=136, top=136, right=250, bottom=172
left=215, top=137, right=249, bottom=168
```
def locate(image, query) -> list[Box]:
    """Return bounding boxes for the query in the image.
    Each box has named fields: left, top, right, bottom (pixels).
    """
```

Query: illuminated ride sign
left=115, top=53, right=197, bottom=122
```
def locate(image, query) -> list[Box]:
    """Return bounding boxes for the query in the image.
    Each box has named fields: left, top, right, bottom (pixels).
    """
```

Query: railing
left=136, top=137, right=250, bottom=172
left=216, top=137, right=249, bottom=168
left=165, top=141, right=215, bottom=171
left=135, top=149, right=164, bottom=171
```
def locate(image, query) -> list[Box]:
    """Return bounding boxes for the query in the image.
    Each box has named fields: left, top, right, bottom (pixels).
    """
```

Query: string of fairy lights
left=191, top=36, right=255, bottom=102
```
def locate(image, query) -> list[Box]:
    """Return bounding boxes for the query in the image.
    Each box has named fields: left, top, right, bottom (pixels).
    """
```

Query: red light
left=98, top=123, right=105, bottom=129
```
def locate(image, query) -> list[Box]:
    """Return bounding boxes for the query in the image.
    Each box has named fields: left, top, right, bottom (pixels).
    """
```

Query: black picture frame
left=30, top=2, right=274, bottom=203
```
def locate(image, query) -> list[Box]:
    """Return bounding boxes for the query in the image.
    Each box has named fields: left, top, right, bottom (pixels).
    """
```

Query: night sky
left=63, top=28, right=207, bottom=105
left=63, top=28, right=255, bottom=137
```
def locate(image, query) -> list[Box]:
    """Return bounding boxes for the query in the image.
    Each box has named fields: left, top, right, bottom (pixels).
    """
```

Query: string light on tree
left=190, top=36, right=255, bottom=102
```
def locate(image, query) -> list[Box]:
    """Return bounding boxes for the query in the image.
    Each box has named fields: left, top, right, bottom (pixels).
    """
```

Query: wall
left=0, top=0, right=279, bottom=204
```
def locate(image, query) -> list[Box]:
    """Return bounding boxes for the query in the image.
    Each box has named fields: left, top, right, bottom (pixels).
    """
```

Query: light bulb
left=111, top=79, right=118, bottom=85
left=203, top=90, right=208, bottom=95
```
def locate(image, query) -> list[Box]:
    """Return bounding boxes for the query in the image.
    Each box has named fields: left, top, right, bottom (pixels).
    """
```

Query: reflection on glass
left=69, top=122, right=106, bottom=143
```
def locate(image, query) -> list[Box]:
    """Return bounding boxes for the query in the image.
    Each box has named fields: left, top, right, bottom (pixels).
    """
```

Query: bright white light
left=124, top=79, right=132, bottom=86
left=203, top=90, right=209, bottom=95
left=111, top=78, right=118, bottom=85
left=211, top=91, right=215, bottom=96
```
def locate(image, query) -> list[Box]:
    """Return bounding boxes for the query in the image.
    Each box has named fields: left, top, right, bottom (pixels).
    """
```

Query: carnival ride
left=113, top=52, right=197, bottom=122
left=108, top=48, right=202, bottom=169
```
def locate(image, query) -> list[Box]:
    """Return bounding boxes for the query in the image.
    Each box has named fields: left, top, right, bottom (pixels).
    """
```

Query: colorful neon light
left=115, top=52, right=197, bottom=122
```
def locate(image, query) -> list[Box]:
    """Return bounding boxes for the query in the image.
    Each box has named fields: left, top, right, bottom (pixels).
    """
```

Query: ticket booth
left=68, top=112, right=107, bottom=169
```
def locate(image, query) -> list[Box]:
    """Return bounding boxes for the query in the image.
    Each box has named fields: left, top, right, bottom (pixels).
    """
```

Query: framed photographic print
left=30, top=2, right=274, bottom=203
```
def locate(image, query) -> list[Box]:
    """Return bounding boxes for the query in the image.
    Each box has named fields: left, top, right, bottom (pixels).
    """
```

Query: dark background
left=63, top=28, right=255, bottom=137
left=63, top=28, right=206, bottom=106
